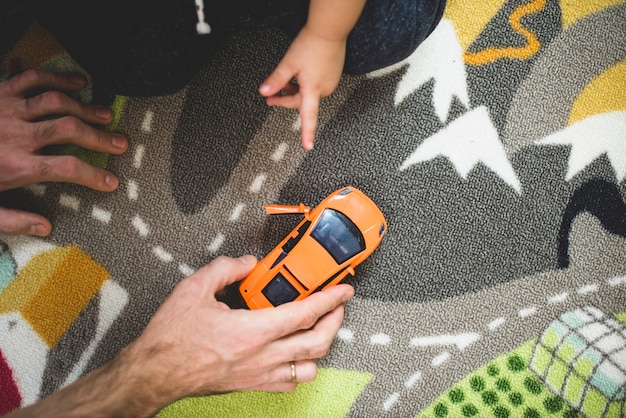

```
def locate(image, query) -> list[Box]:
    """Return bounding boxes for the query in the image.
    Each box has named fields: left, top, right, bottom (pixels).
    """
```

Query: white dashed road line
left=133, top=144, right=146, bottom=169
left=548, top=292, right=569, bottom=304
left=518, top=306, right=537, bottom=318
left=153, top=246, right=173, bottom=263
left=404, top=371, right=422, bottom=389
left=132, top=215, right=150, bottom=237
left=229, top=203, right=246, bottom=222
left=127, top=180, right=139, bottom=201
left=59, top=194, right=80, bottom=211
left=370, top=333, right=391, bottom=345
left=487, top=317, right=506, bottom=331
left=141, top=110, right=154, bottom=132
left=249, top=174, right=267, bottom=193
left=577, top=283, right=599, bottom=295
left=91, top=206, right=112, bottom=224
left=207, top=233, right=225, bottom=254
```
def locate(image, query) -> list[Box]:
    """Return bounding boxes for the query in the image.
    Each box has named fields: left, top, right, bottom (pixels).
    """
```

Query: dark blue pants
left=26, top=0, right=446, bottom=96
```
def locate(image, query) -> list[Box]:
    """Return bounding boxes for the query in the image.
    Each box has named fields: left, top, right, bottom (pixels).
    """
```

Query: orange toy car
left=239, top=186, right=387, bottom=309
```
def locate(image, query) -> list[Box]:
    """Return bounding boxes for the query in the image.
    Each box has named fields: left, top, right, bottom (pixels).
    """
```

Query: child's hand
left=259, top=27, right=346, bottom=150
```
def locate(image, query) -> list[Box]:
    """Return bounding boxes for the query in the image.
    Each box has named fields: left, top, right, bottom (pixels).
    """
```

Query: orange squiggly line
left=464, top=0, right=546, bottom=65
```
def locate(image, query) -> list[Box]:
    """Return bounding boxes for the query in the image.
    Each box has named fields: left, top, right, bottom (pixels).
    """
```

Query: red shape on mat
left=0, top=349, right=22, bottom=414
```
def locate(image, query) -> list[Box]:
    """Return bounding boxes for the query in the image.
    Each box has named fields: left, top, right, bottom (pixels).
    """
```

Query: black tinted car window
left=261, top=272, right=300, bottom=306
left=311, top=209, right=365, bottom=264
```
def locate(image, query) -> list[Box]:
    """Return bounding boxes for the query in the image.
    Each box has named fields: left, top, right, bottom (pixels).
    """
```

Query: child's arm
left=259, top=0, right=366, bottom=150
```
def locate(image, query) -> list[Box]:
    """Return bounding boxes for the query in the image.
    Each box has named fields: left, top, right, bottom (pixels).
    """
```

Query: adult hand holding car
left=7, top=255, right=354, bottom=417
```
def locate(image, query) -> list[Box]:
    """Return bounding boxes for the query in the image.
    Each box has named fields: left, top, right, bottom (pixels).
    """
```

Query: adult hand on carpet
left=0, top=69, right=128, bottom=236
left=7, top=255, right=353, bottom=418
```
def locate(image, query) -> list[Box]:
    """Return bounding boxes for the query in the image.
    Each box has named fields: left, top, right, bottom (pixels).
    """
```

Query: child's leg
left=22, top=0, right=235, bottom=96
left=268, top=0, right=447, bottom=75
left=343, top=0, right=447, bottom=74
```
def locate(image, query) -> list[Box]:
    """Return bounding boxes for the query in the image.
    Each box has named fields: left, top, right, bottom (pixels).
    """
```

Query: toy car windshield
left=310, top=209, right=365, bottom=264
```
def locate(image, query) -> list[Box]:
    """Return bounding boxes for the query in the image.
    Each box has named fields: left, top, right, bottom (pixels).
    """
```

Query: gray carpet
left=1, top=1, right=625, bottom=417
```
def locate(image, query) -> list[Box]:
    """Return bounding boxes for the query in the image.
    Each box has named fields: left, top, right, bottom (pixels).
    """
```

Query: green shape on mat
left=417, top=340, right=582, bottom=418
left=617, top=312, right=626, bottom=324
left=43, top=95, right=127, bottom=168
left=157, top=367, right=373, bottom=418
left=0, top=243, right=17, bottom=293
left=107, top=95, right=127, bottom=132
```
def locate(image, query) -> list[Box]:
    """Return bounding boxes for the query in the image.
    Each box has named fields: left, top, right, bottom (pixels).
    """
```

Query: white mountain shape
left=400, top=106, right=522, bottom=194
left=368, top=18, right=470, bottom=123
left=536, top=110, right=626, bottom=182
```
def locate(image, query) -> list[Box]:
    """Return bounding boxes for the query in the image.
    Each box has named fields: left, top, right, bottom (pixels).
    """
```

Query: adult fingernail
left=69, top=75, right=86, bottom=85
left=112, top=135, right=126, bottom=149
left=30, top=224, right=48, bottom=236
left=105, top=174, right=118, bottom=188
left=96, top=108, right=112, bottom=120
left=239, top=255, right=256, bottom=265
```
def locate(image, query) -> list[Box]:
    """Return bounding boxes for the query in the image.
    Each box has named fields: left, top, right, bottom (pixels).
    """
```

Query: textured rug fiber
left=1, top=0, right=625, bottom=417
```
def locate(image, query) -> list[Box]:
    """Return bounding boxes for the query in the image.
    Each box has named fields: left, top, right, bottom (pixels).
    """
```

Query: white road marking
left=370, top=333, right=391, bottom=345
left=91, top=206, right=112, bottom=224
left=432, top=351, right=450, bottom=367
left=153, top=246, right=173, bottom=263
left=271, top=142, right=289, bottom=162
left=141, top=110, right=154, bottom=132
left=518, top=306, right=537, bottom=318
left=548, top=292, right=569, bottom=304
left=383, top=393, right=400, bottom=411
left=577, top=283, right=599, bottom=295
left=229, top=203, right=246, bottom=222
left=25, top=184, right=46, bottom=196
left=404, top=371, right=422, bottom=389
left=178, top=263, right=195, bottom=276
left=337, top=328, right=354, bottom=342
left=410, top=333, right=480, bottom=351
left=127, top=180, right=139, bottom=201
left=59, top=194, right=80, bottom=211
left=207, top=233, right=225, bottom=253
left=133, top=145, right=146, bottom=169
left=608, top=276, right=626, bottom=286
left=132, top=215, right=150, bottom=237
left=249, top=174, right=267, bottom=193
left=292, top=117, right=301, bottom=132
left=487, top=317, right=506, bottom=331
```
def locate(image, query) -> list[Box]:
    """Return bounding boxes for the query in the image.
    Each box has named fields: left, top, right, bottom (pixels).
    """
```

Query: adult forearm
left=7, top=346, right=166, bottom=418
left=306, top=0, right=367, bottom=41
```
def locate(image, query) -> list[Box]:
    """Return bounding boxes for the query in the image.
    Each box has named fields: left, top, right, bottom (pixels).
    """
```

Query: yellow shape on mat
left=569, top=59, right=626, bottom=125
left=443, top=0, right=507, bottom=52
left=0, top=246, right=66, bottom=314
left=157, top=368, right=373, bottom=418
left=560, top=0, right=626, bottom=29
left=0, top=245, right=108, bottom=348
